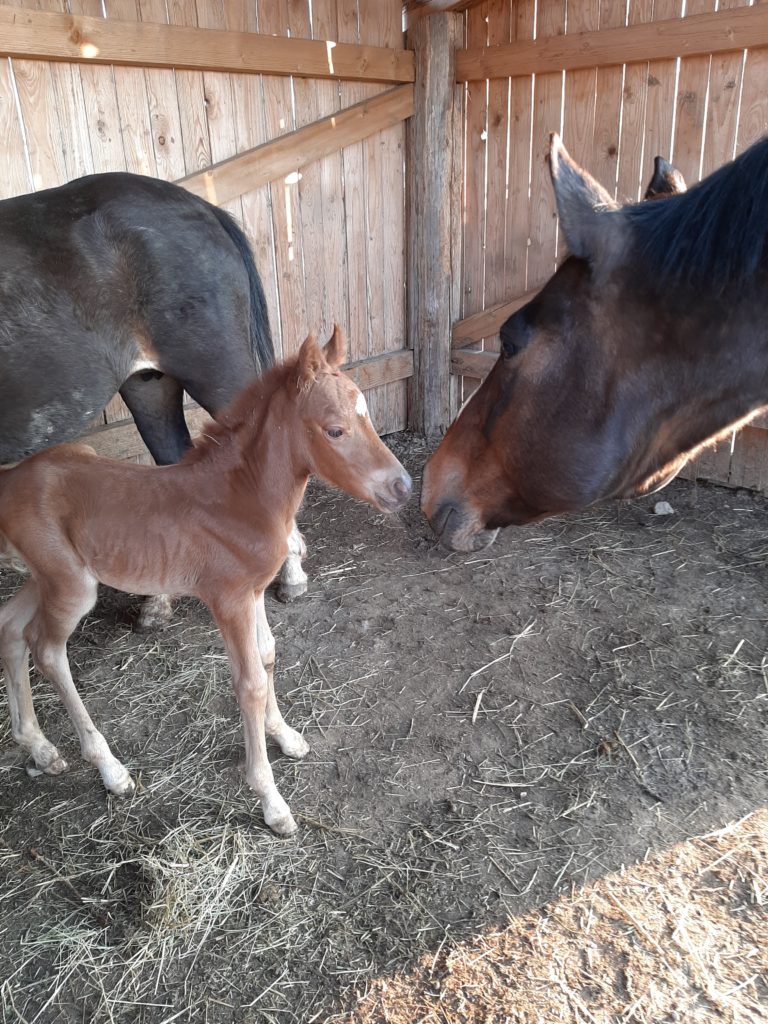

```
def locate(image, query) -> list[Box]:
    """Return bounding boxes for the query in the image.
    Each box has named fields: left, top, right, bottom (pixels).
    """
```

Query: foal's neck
left=184, top=363, right=309, bottom=526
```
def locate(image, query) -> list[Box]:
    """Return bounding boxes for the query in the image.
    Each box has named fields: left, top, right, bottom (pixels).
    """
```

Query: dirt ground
left=0, top=432, right=766, bottom=1023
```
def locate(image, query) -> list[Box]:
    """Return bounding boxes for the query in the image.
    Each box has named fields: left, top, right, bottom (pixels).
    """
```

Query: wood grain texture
left=406, top=11, right=463, bottom=434
left=0, top=3, right=415, bottom=82
left=452, top=288, right=539, bottom=348
left=456, top=5, right=768, bottom=79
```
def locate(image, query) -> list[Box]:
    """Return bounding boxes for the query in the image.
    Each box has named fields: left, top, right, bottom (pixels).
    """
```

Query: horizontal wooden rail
left=0, top=5, right=414, bottom=83
left=79, top=351, right=414, bottom=460
left=451, top=350, right=497, bottom=379
left=180, top=86, right=414, bottom=206
left=457, top=6, right=768, bottom=80
left=452, top=288, right=538, bottom=348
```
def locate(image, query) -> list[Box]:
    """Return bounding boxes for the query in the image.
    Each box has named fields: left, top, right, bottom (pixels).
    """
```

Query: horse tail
left=207, top=205, right=275, bottom=370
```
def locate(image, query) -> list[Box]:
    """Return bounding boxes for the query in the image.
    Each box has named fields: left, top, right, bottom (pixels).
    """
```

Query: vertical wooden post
left=406, top=12, right=463, bottom=435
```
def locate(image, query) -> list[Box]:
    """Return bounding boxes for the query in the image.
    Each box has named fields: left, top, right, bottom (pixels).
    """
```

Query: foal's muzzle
left=375, top=471, right=413, bottom=512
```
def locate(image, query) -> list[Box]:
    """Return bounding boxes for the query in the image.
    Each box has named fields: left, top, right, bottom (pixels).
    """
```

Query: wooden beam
left=452, top=288, right=539, bottom=348
left=456, top=6, right=768, bottom=81
left=180, top=86, right=414, bottom=206
left=342, top=349, right=414, bottom=392
left=0, top=5, right=414, bottom=83
left=406, top=12, right=463, bottom=435
left=451, top=350, right=497, bottom=379
left=78, top=351, right=414, bottom=460
left=405, top=1, right=485, bottom=26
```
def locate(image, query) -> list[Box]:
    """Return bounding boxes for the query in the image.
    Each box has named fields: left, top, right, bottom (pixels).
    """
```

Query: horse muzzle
left=427, top=501, right=499, bottom=552
left=374, top=471, right=413, bottom=513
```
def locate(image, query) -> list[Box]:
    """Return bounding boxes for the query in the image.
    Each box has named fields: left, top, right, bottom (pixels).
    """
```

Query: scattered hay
left=0, top=436, right=766, bottom=1022
left=341, top=811, right=768, bottom=1024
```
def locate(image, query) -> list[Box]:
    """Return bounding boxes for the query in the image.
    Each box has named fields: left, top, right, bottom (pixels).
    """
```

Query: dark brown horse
left=0, top=328, right=412, bottom=835
left=423, top=135, right=768, bottom=550
left=0, top=173, right=308, bottom=614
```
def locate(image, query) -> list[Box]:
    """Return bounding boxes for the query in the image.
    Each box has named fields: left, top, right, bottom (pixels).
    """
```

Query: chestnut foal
left=0, top=328, right=412, bottom=834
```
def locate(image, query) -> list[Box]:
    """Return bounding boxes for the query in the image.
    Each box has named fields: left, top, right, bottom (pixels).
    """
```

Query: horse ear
left=549, top=133, right=619, bottom=260
left=643, top=155, right=687, bottom=200
left=296, top=332, right=323, bottom=390
left=323, top=324, right=347, bottom=368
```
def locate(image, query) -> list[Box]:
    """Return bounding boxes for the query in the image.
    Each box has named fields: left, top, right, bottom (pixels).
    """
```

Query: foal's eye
left=326, top=427, right=344, bottom=439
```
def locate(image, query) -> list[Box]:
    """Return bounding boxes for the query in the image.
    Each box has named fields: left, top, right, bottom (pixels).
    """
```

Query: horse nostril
left=432, top=502, right=456, bottom=536
left=392, top=473, right=412, bottom=501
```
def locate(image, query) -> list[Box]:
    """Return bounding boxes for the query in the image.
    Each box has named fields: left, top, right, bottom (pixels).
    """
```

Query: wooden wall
left=453, top=0, right=768, bottom=492
left=0, top=0, right=408, bottom=457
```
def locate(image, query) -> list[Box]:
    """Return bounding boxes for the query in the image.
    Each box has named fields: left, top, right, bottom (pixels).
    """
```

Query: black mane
left=622, top=136, right=768, bottom=292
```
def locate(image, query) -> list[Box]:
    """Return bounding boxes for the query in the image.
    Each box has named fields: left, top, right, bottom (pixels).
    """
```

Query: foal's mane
left=622, top=136, right=768, bottom=292
left=182, top=359, right=297, bottom=466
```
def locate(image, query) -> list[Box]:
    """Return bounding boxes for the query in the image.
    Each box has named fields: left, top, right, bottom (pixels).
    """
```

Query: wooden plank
left=406, top=11, right=463, bottom=434
left=452, top=287, right=539, bottom=347
left=313, top=0, right=351, bottom=350
left=166, top=0, right=212, bottom=175
left=69, top=0, right=127, bottom=174
left=220, top=1, right=280, bottom=357
left=451, top=349, right=497, bottom=378
left=0, top=4, right=415, bottom=83
left=737, top=47, right=768, bottom=151
left=342, top=349, right=414, bottom=391
left=503, top=0, right=535, bottom=301
left=482, top=0, right=511, bottom=319
left=462, top=2, right=488, bottom=323
left=616, top=0, right=654, bottom=202
left=527, top=0, right=565, bottom=289
left=377, top=0, right=409, bottom=434
left=562, top=0, right=598, bottom=171
left=700, top=0, right=746, bottom=177
left=672, top=0, right=714, bottom=185
left=455, top=6, right=768, bottom=79
left=641, top=0, right=681, bottom=176
left=0, top=54, right=32, bottom=197
left=591, top=0, right=624, bottom=198
left=137, top=0, right=186, bottom=180
left=405, top=0, right=484, bottom=22
left=257, top=0, right=307, bottom=359
left=338, top=0, right=371, bottom=376
left=727, top=426, right=768, bottom=493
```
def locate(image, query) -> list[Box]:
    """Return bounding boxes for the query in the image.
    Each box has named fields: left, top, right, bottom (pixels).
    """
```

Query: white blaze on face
left=355, top=390, right=369, bottom=419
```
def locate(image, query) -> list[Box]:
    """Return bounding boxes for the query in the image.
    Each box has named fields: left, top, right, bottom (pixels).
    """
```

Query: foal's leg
left=276, top=523, right=308, bottom=603
left=255, top=593, right=309, bottom=760
left=210, top=593, right=297, bottom=835
left=27, top=576, right=135, bottom=796
left=0, top=580, right=68, bottom=775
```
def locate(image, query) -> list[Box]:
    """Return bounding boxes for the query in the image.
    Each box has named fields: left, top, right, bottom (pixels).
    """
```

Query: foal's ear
left=296, top=333, right=323, bottom=390
left=323, top=324, right=347, bottom=368
left=549, top=133, right=619, bottom=261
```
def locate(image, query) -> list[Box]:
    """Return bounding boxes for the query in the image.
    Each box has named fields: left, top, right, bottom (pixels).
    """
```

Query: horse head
left=292, top=327, right=412, bottom=514
left=420, top=135, right=760, bottom=552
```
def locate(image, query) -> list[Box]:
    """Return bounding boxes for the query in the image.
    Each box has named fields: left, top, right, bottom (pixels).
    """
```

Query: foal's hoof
left=279, top=731, right=310, bottom=760
left=276, top=580, right=308, bottom=604
left=27, top=749, right=69, bottom=778
left=136, top=595, right=174, bottom=631
left=103, top=765, right=136, bottom=797
left=267, top=811, right=299, bottom=837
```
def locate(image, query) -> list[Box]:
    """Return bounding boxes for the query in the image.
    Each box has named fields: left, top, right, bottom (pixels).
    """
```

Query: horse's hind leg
left=0, top=580, right=68, bottom=776
left=27, top=575, right=135, bottom=796
left=119, top=371, right=191, bottom=466
left=119, top=372, right=189, bottom=630
left=276, top=524, right=308, bottom=603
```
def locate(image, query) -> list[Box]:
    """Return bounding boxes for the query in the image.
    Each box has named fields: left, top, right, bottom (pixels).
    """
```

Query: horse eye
left=326, top=427, right=344, bottom=439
